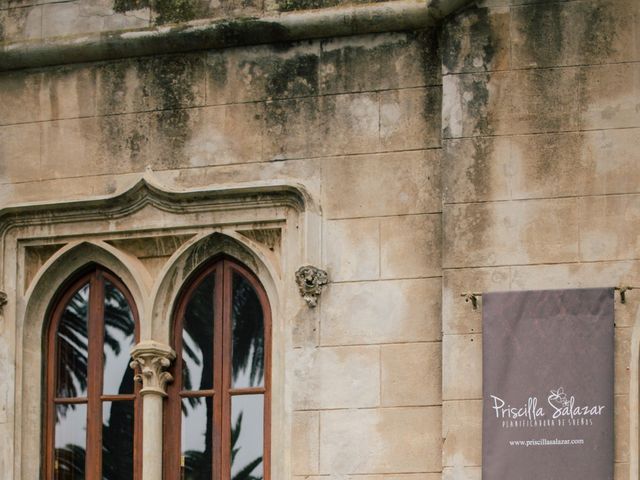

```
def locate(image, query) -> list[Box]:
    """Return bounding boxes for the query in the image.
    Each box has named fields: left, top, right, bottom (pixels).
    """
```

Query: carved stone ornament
left=295, top=265, right=329, bottom=308
left=0, top=291, right=7, bottom=313
left=130, top=341, right=176, bottom=397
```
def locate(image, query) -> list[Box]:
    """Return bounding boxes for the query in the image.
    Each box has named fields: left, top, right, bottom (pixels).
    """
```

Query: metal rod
left=461, top=287, right=638, bottom=310
left=614, top=286, right=638, bottom=304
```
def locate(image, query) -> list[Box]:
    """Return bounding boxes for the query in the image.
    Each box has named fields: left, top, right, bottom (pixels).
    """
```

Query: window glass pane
left=230, top=395, right=264, bottom=480
left=103, top=282, right=136, bottom=395
left=181, top=396, right=213, bottom=480
left=231, top=274, right=264, bottom=388
left=56, top=284, right=90, bottom=398
left=102, top=401, right=134, bottom=480
left=182, top=273, right=215, bottom=391
left=54, top=403, right=87, bottom=480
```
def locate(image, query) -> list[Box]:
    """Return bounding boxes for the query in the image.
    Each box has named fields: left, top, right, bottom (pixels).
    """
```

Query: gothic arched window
left=165, top=257, right=271, bottom=480
left=45, top=266, right=140, bottom=480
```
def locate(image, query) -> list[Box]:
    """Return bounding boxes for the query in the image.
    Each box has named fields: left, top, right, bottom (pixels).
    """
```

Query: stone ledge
left=0, top=0, right=470, bottom=71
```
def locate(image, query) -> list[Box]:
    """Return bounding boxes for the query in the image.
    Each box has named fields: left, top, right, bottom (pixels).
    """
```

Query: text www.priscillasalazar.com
left=508, top=438, right=585, bottom=447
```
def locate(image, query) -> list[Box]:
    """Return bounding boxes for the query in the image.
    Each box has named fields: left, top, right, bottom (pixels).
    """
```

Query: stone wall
left=0, top=0, right=398, bottom=44
left=441, top=0, right=640, bottom=479
left=1, top=0, right=639, bottom=478
left=0, top=15, right=444, bottom=480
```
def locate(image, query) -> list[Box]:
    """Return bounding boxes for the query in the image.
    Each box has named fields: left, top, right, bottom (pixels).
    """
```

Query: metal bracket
left=615, top=286, right=634, bottom=304
left=461, top=292, right=481, bottom=310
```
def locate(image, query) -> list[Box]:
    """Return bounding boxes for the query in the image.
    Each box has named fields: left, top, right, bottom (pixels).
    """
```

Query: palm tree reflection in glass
left=181, top=273, right=265, bottom=480
left=53, top=271, right=265, bottom=480
left=54, top=282, right=136, bottom=480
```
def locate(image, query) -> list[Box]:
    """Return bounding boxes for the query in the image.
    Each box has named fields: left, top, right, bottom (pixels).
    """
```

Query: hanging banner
left=482, top=288, right=614, bottom=480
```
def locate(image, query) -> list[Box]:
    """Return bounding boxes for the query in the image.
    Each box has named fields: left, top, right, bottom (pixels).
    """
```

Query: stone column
left=130, top=340, right=176, bottom=480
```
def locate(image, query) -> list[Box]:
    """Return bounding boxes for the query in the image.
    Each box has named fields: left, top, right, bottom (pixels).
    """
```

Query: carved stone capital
left=130, top=341, right=176, bottom=397
left=295, top=265, right=329, bottom=308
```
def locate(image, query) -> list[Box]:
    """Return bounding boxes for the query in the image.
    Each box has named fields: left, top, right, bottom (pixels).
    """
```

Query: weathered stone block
left=441, top=6, right=510, bottom=74
left=381, top=342, right=441, bottom=406
left=443, top=198, right=580, bottom=268
left=292, top=411, right=319, bottom=474
left=442, top=136, right=511, bottom=203
left=509, top=261, right=636, bottom=293
left=41, top=114, right=150, bottom=179
left=319, top=407, right=441, bottom=473
left=442, top=267, right=510, bottom=335
left=380, top=214, right=441, bottom=280
left=509, top=132, right=585, bottom=199
left=206, top=42, right=320, bottom=105
left=615, top=462, right=630, bottom=480
left=511, top=0, right=637, bottom=68
left=443, top=400, right=482, bottom=467
left=158, top=156, right=322, bottom=201
left=443, top=68, right=580, bottom=138
left=379, top=87, right=441, bottom=151
left=321, top=278, right=442, bottom=346
left=96, top=54, right=206, bottom=115
left=293, top=345, right=380, bottom=409
left=324, top=217, right=380, bottom=282
left=580, top=62, right=640, bottom=130
left=42, top=1, right=149, bottom=38
left=323, top=150, right=441, bottom=219
left=442, top=466, right=481, bottom=480
left=147, top=103, right=264, bottom=169
left=0, top=5, right=41, bottom=42
left=1, top=65, right=100, bottom=124
left=615, top=327, right=631, bottom=396
left=319, top=30, right=440, bottom=94
left=578, top=195, right=640, bottom=262
left=149, top=0, right=261, bottom=25
left=0, top=70, right=42, bottom=125
left=615, top=394, right=629, bottom=463
left=40, top=65, right=99, bottom=120
left=0, top=123, right=41, bottom=183
left=263, top=96, right=319, bottom=160
left=318, top=92, right=380, bottom=157
left=442, top=334, right=481, bottom=400
left=448, top=129, right=640, bottom=202
left=580, top=129, right=640, bottom=196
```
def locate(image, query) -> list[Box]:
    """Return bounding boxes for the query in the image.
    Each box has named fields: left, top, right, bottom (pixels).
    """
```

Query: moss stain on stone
left=207, top=53, right=228, bottom=92
left=96, top=59, right=128, bottom=115
left=441, top=6, right=499, bottom=73
left=277, top=0, right=338, bottom=12
left=113, top=0, right=151, bottom=13
left=263, top=52, right=319, bottom=99
left=520, top=3, right=564, bottom=67
left=154, top=0, right=199, bottom=24
left=113, top=0, right=202, bottom=24
left=144, top=54, right=200, bottom=167
left=276, top=0, right=385, bottom=12
left=582, top=1, right=615, bottom=61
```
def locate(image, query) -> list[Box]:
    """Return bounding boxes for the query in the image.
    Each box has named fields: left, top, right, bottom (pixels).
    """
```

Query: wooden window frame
left=44, top=266, right=142, bottom=480
left=164, top=256, right=272, bottom=480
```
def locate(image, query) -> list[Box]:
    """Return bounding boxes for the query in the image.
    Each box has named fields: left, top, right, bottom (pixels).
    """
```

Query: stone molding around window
left=4, top=168, right=317, bottom=480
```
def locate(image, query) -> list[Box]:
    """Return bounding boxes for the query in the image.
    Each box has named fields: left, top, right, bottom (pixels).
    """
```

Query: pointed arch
left=17, top=240, right=151, bottom=480
left=148, top=232, right=279, bottom=346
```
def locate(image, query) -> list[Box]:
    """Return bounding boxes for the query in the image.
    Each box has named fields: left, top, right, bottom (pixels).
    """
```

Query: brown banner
left=482, top=288, right=614, bottom=480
